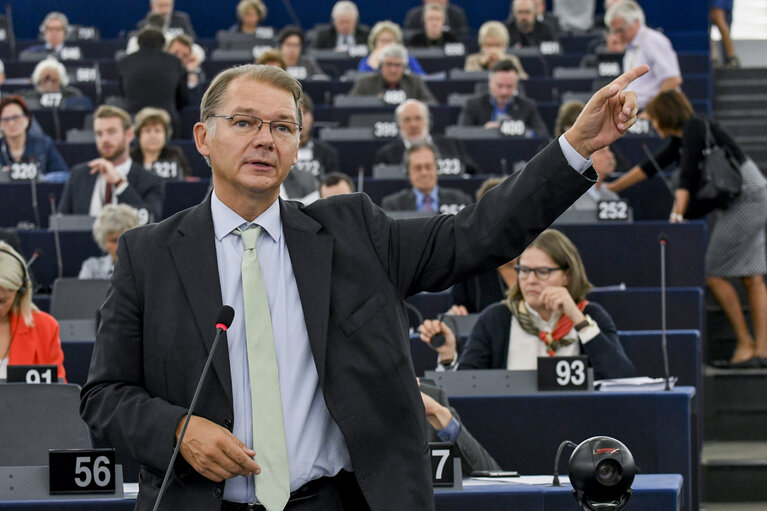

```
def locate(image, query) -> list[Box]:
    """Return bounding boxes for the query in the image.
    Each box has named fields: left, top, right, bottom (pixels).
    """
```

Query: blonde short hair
left=94, top=104, right=132, bottom=131
left=0, top=241, right=37, bottom=327
left=368, top=21, right=403, bottom=51
left=478, top=21, right=510, bottom=50
left=92, top=204, right=140, bottom=252
left=237, top=0, right=267, bottom=22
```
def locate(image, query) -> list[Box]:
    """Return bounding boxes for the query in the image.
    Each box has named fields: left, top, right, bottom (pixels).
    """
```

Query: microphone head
left=216, top=306, right=235, bottom=330
left=658, top=232, right=668, bottom=244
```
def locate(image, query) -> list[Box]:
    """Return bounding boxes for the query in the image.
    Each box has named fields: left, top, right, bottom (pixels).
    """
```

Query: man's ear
left=193, top=122, right=211, bottom=159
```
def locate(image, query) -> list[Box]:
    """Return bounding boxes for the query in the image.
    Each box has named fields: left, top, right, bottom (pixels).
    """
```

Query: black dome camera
left=569, top=436, right=636, bottom=511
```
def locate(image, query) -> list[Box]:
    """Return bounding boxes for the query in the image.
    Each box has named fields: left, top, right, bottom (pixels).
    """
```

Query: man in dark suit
left=59, top=105, right=164, bottom=222
left=312, top=1, right=369, bottom=51
left=20, top=11, right=76, bottom=61
left=80, top=63, right=646, bottom=510
left=294, top=95, right=340, bottom=178
left=374, top=99, right=480, bottom=174
left=136, top=0, right=196, bottom=39
left=506, top=0, right=555, bottom=47
left=118, top=27, right=189, bottom=137
left=403, top=0, right=469, bottom=38
left=349, top=45, right=436, bottom=104
left=458, top=59, right=550, bottom=137
left=381, top=141, right=472, bottom=214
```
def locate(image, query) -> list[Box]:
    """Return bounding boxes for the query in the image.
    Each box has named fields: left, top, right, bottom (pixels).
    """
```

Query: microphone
left=500, top=157, right=508, bottom=176
left=26, top=249, right=42, bottom=268
left=357, top=166, right=365, bottom=194
left=658, top=233, right=671, bottom=391
left=550, top=440, right=577, bottom=486
left=48, top=194, right=64, bottom=280
left=29, top=165, right=41, bottom=229
left=152, top=306, right=235, bottom=511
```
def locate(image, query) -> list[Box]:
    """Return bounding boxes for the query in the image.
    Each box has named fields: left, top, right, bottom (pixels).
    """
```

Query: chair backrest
left=319, top=127, right=375, bottom=141
left=372, top=164, right=406, bottom=179
left=66, top=128, right=96, bottom=143
left=333, top=94, right=385, bottom=107
left=442, top=313, right=480, bottom=338
left=552, top=66, right=599, bottom=79
left=0, top=384, right=92, bottom=465
left=445, top=125, right=501, bottom=139
left=50, top=278, right=109, bottom=321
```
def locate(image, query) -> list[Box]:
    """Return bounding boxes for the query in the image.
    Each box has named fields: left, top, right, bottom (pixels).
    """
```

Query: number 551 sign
left=49, top=449, right=116, bottom=494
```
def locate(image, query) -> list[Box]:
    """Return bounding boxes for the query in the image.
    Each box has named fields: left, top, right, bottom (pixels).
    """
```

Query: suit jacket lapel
left=167, top=197, right=232, bottom=404
left=280, top=200, right=333, bottom=384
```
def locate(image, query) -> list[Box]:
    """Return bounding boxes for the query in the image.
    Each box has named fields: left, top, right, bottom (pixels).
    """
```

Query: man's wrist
left=563, top=130, right=592, bottom=160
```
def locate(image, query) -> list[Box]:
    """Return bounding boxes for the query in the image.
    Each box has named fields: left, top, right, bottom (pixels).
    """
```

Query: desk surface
left=0, top=474, right=682, bottom=511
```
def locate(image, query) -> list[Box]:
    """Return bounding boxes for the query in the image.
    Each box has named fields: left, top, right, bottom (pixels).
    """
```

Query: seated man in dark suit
left=404, top=0, right=469, bottom=38
left=506, top=0, right=555, bottom=48
left=59, top=105, right=164, bottom=223
left=312, top=1, right=369, bottom=51
left=20, top=12, right=78, bottom=61
left=407, top=3, right=460, bottom=48
left=458, top=60, right=549, bottom=138
left=136, top=0, right=196, bottom=39
left=349, top=44, right=436, bottom=105
left=319, top=172, right=356, bottom=198
left=419, top=381, right=501, bottom=474
left=382, top=141, right=472, bottom=214
left=294, top=94, right=341, bottom=178
left=374, top=99, right=480, bottom=174
left=118, top=27, right=189, bottom=137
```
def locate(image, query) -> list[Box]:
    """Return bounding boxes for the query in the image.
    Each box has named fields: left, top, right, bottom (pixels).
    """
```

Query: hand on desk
left=419, top=319, right=458, bottom=364
left=177, top=415, right=260, bottom=482
left=565, top=64, right=649, bottom=158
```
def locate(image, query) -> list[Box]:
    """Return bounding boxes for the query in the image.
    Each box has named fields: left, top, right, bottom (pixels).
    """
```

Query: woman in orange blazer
left=0, top=241, right=66, bottom=381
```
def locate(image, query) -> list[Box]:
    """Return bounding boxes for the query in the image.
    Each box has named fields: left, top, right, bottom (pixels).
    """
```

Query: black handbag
left=687, top=119, right=742, bottom=218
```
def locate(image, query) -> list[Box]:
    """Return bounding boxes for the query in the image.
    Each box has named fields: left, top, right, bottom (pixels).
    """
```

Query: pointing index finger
left=607, top=64, right=650, bottom=96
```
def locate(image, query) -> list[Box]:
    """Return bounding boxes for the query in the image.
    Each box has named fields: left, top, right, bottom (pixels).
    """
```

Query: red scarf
left=538, top=300, right=589, bottom=356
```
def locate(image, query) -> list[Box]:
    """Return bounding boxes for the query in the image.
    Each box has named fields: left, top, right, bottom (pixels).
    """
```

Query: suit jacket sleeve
left=121, top=167, right=165, bottom=221
left=527, top=102, right=550, bottom=139
left=420, top=383, right=501, bottom=474
left=58, top=167, right=79, bottom=214
left=458, top=97, right=484, bottom=126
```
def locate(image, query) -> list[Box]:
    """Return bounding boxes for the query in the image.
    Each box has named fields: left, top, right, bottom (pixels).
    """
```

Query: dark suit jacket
left=117, top=48, right=189, bottom=135
left=404, top=4, right=469, bottom=37
left=79, top=141, right=595, bottom=510
left=349, top=73, right=436, bottom=104
left=381, top=186, right=473, bottom=213
left=458, top=302, right=636, bottom=380
left=459, top=93, right=550, bottom=138
left=137, top=11, right=196, bottom=39
left=419, top=382, right=500, bottom=474
left=313, top=25, right=369, bottom=49
left=58, top=161, right=165, bottom=220
left=373, top=135, right=481, bottom=174
left=505, top=20, right=555, bottom=48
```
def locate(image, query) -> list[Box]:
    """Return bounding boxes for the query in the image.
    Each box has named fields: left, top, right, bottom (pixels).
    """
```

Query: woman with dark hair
left=130, top=106, right=190, bottom=180
left=608, top=89, right=767, bottom=367
left=0, top=241, right=66, bottom=381
left=420, top=229, right=635, bottom=379
left=0, top=94, right=69, bottom=182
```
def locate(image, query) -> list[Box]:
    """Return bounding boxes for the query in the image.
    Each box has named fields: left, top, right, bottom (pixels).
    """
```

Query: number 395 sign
left=49, top=449, right=116, bottom=494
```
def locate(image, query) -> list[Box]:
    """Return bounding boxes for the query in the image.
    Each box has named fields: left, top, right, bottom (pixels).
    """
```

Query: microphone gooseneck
left=152, top=306, right=234, bottom=511
left=659, top=233, right=671, bottom=391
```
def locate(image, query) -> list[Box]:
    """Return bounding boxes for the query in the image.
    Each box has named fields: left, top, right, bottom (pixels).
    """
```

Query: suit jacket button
left=224, top=418, right=233, bottom=430
left=213, top=487, right=223, bottom=498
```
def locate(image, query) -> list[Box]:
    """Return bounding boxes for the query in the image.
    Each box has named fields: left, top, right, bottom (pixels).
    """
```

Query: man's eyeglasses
left=208, top=113, right=302, bottom=140
left=514, top=265, right=565, bottom=280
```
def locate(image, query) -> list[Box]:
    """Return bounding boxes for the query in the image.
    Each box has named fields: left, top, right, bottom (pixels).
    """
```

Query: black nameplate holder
left=49, top=448, right=116, bottom=495
left=6, top=364, right=57, bottom=383
left=430, top=442, right=463, bottom=489
left=537, top=356, right=593, bottom=391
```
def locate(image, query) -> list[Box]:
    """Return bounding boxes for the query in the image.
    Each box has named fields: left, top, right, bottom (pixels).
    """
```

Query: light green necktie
left=236, top=226, right=290, bottom=511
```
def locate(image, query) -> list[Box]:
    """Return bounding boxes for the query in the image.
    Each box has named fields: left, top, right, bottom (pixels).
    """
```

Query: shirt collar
left=525, top=301, right=561, bottom=328
left=114, top=158, right=133, bottom=178
left=627, top=25, right=647, bottom=49
left=211, top=191, right=282, bottom=243
left=402, top=133, right=432, bottom=149
left=413, top=186, right=438, bottom=201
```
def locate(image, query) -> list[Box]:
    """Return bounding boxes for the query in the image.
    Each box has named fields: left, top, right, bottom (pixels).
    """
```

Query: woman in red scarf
left=0, top=242, right=66, bottom=381
left=420, top=229, right=634, bottom=380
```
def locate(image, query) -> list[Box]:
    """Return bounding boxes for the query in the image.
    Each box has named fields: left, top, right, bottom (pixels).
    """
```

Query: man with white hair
left=349, top=44, right=436, bottom=104
left=136, top=0, right=196, bottom=39
left=313, top=1, right=370, bottom=50
left=605, top=0, right=682, bottom=108
left=374, top=99, right=480, bottom=174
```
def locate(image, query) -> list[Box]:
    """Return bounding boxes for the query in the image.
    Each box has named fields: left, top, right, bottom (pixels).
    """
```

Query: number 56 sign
left=49, top=449, right=116, bottom=494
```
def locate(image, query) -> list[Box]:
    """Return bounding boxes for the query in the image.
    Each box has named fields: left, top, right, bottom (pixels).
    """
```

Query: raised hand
left=565, top=64, right=650, bottom=158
